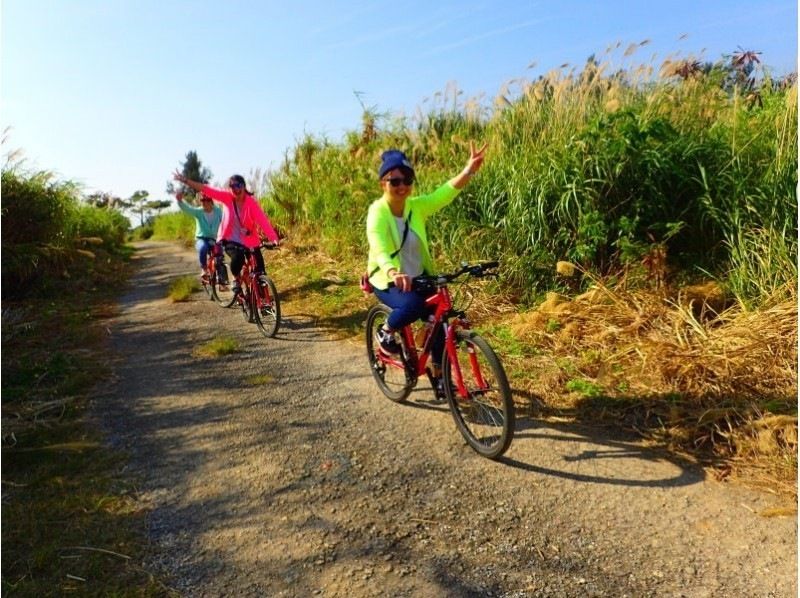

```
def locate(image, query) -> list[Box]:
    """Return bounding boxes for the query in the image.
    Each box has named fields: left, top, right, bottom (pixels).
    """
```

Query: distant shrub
left=151, top=211, right=194, bottom=245
left=1, top=167, right=128, bottom=298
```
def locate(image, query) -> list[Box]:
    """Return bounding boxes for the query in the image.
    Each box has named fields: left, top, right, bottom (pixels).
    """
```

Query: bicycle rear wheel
left=365, top=304, right=413, bottom=402
left=442, top=330, right=515, bottom=459
left=252, top=276, right=281, bottom=338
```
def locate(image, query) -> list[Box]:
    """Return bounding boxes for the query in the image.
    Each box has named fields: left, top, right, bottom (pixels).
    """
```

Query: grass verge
left=1, top=246, right=175, bottom=596
left=193, top=335, right=241, bottom=358
left=168, top=275, right=201, bottom=302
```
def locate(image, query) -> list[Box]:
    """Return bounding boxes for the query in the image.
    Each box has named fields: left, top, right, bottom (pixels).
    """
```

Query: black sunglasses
left=229, top=181, right=244, bottom=190
left=385, top=175, right=415, bottom=187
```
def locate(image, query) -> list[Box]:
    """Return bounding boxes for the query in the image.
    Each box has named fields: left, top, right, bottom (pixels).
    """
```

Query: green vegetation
left=566, top=378, right=604, bottom=398
left=168, top=150, right=213, bottom=200
left=246, top=374, right=276, bottom=385
left=259, top=51, right=796, bottom=308
left=1, top=167, right=129, bottom=298
left=168, top=275, right=201, bottom=302
left=151, top=210, right=194, bottom=244
left=194, top=336, right=241, bottom=357
left=1, top=163, right=170, bottom=593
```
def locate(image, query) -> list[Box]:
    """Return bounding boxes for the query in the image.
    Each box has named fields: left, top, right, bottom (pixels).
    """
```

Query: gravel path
left=100, top=241, right=797, bottom=597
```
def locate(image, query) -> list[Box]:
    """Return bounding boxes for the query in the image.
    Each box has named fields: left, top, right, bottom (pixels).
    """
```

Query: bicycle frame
left=378, top=281, right=475, bottom=399
left=235, top=250, right=260, bottom=307
left=366, top=260, right=512, bottom=458
left=233, top=245, right=266, bottom=297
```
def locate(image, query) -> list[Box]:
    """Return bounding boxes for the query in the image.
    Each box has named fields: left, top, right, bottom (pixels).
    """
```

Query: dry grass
left=505, top=276, right=797, bottom=500
left=1, top=257, right=173, bottom=595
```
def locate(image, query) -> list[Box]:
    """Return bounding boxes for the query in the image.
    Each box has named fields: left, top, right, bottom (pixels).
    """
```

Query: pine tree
left=166, top=150, right=213, bottom=199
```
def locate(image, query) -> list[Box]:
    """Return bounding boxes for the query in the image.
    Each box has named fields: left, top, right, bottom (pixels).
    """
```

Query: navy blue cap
left=378, top=150, right=414, bottom=179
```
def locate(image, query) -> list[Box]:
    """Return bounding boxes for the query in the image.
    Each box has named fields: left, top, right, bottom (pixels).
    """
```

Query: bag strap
left=369, top=210, right=412, bottom=278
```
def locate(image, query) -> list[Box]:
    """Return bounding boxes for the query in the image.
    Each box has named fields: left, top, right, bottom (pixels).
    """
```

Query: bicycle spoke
left=252, top=277, right=280, bottom=338
left=444, top=331, right=514, bottom=459
left=365, top=304, right=413, bottom=402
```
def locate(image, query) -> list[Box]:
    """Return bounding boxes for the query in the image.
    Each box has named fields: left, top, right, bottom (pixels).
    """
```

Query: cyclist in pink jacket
left=173, top=172, right=280, bottom=294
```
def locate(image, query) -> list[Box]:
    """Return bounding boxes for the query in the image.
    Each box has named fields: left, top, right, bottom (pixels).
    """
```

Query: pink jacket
left=201, top=185, right=280, bottom=248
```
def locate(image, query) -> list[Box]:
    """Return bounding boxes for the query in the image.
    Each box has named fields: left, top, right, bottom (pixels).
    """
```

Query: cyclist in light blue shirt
left=176, top=191, right=224, bottom=282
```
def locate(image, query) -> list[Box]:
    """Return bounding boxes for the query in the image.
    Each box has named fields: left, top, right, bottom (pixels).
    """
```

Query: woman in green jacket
left=366, top=142, right=487, bottom=391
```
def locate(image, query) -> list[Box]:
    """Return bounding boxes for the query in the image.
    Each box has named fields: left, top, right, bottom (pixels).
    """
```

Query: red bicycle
left=199, top=241, right=235, bottom=307
left=233, top=242, right=281, bottom=338
left=365, top=261, right=515, bottom=459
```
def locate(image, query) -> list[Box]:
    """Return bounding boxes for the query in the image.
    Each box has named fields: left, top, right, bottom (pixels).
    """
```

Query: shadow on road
left=498, top=419, right=703, bottom=488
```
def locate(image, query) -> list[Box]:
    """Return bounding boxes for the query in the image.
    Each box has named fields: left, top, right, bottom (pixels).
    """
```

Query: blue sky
left=2, top=0, right=797, bottom=202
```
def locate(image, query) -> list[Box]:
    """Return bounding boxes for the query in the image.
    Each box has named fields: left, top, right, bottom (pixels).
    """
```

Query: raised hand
left=465, top=140, right=488, bottom=175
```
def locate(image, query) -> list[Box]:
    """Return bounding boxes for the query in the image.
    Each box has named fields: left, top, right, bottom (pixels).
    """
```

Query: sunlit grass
left=168, top=275, right=200, bottom=302
left=245, top=374, right=275, bottom=385
left=259, top=50, right=795, bottom=307
left=193, top=336, right=240, bottom=357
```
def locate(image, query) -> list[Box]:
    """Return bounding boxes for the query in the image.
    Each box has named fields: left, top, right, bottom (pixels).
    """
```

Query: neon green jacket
left=366, top=182, right=460, bottom=290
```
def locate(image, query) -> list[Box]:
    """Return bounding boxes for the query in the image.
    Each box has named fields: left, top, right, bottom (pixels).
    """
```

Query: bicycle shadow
left=385, top=381, right=703, bottom=490
left=498, top=387, right=704, bottom=488
left=270, top=311, right=366, bottom=344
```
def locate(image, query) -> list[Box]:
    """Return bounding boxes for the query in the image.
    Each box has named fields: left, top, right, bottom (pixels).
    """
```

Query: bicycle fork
left=444, top=325, right=472, bottom=400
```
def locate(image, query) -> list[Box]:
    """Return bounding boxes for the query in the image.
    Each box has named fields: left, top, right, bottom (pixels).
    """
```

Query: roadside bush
left=151, top=210, right=194, bottom=245
left=1, top=167, right=129, bottom=298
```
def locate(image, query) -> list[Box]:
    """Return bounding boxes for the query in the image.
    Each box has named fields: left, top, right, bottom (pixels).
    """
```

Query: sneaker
left=257, top=274, right=269, bottom=287
left=434, top=376, right=456, bottom=401
left=376, top=327, right=400, bottom=355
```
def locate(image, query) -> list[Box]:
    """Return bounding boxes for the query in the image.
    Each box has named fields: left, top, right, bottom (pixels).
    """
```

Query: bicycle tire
left=240, top=286, right=253, bottom=323
left=201, top=276, right=214, bottom=299
left=205, top=256, right=219, bottom=302
left=252, top=276, right=281, bottom=338
left=442, top=330, right=515, bottom=459
left=213, top=263, right=236, bottom=308
left=365, top=304, right=413, bottom=402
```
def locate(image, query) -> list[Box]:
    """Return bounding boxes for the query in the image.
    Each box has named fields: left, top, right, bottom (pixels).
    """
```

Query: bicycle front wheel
left=205, top=257, right=219, bottom=301
left=240, top=287, right=253, bottom=323
left=214, top=265, right=236, bottom=308
left=365, top=304, right=413, bottom=402
left=252, top=277, right=281, bottom=338
left=202, top=276, right=214, bottom=299
left=442, top=331, right=515, bottom=459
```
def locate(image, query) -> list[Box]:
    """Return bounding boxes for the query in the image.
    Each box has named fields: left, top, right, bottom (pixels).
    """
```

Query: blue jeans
left=195, top=238, right=216, bottom=269
left=373, top=285, right=445, bottom=367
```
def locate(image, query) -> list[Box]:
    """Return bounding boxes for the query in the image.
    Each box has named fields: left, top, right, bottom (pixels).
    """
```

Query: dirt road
left=99, top=242, right=797, bottom=597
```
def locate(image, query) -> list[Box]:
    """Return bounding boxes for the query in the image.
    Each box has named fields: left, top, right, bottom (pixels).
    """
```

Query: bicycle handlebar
left=413, top=260, right=499, bottom=288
